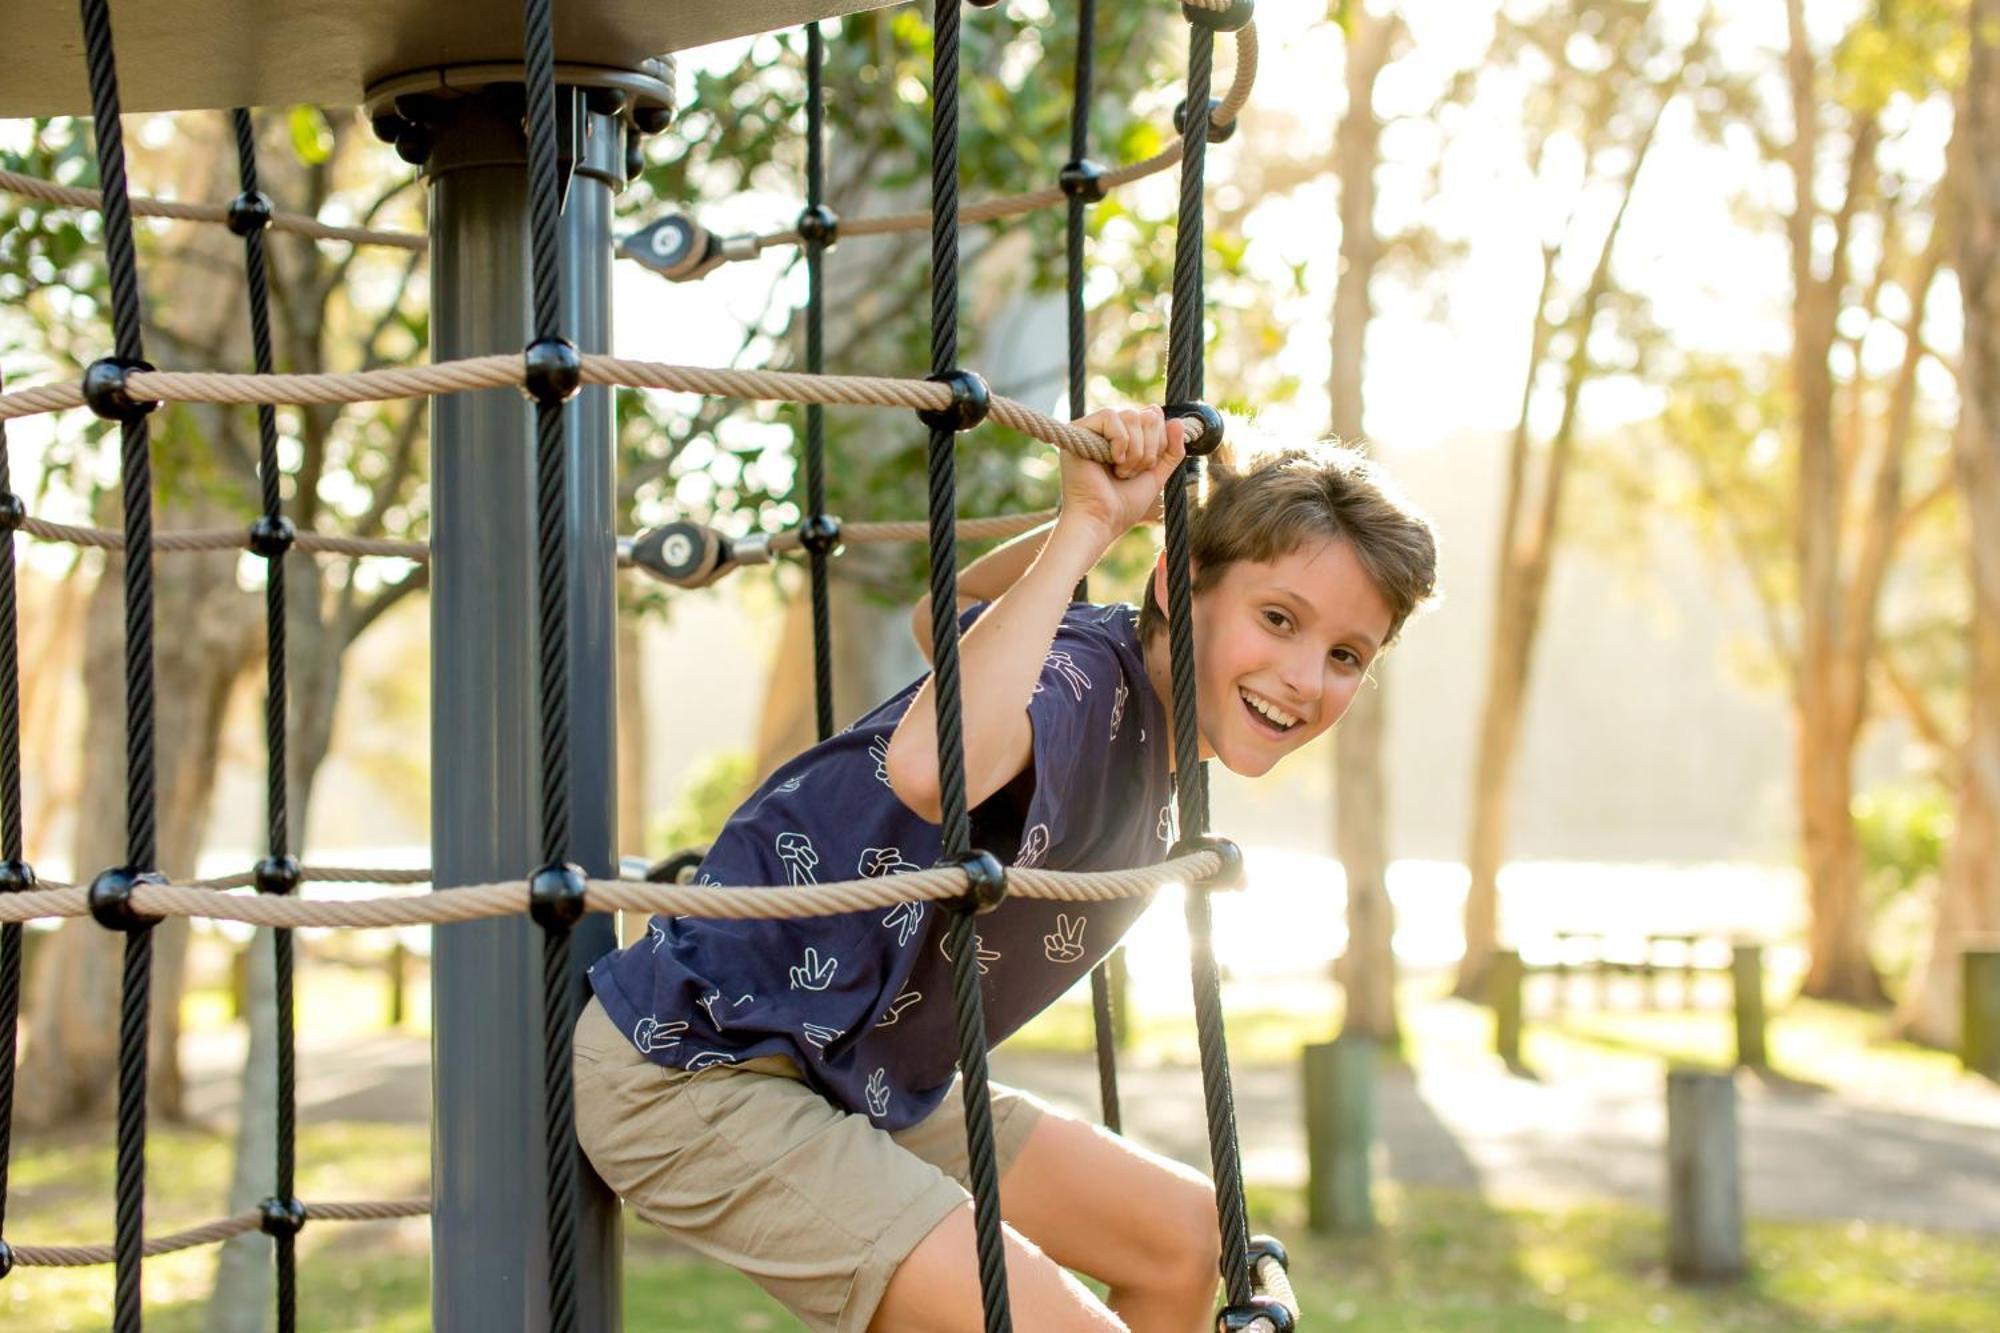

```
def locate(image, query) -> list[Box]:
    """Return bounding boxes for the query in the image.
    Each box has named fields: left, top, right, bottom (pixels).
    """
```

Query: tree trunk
left=1898, top=7, right=2000, bottom=1040
left=1329, top=4, right=1399, bottom=1045
left=1794, top=700, right=1886, bottom=1002
left=19, top=500, right=260, bottom=1126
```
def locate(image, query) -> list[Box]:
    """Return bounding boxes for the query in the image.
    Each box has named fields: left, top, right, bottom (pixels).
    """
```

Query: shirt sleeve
left=1014, top=616, right=1132, bottom=867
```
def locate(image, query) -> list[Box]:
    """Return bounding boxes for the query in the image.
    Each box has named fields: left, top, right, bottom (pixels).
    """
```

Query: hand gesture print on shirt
left=1043, top=913, right=1087, bottom=963
left=1110, top=680, right=1128, bottom=741
left=1015, top=823, right=1051, bottom=869
left=645, top=920, right=669, bottom=952
left=775, top=831, right=819, bottom=886
left=869, top=734, right=892, bottom=787
left=757, top=774, right=804, bottom=809
left=684, top=1051, right=738, bottom=1071
left=698, top=991, right=754, bottom=1026
left=875, top=989, right=921, bottom=1027
left=859, top=846, right=920, bottom=878
left=1156, top=802, right=1176, bottom=846
left=632, top=1017, right=687, bottom=1053
left=881, top=900, right=927, bottom=947
left=1043, top=649, right=1092, bottom=700
left=802, top=1022, right=844, bottom=1051
left=789, top=946, right=838, bottom=990
left=939, top=931, right=1000, bottom=975
left=865, top=1067, right=892, bottom=1118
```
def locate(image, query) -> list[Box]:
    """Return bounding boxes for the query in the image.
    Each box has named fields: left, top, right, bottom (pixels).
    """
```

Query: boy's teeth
left=1240, top=689, right=1299, bottom=729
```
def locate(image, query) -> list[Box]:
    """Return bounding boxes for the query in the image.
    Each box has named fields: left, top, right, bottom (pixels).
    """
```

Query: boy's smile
left=1146, top=537, right=1394, bottom=778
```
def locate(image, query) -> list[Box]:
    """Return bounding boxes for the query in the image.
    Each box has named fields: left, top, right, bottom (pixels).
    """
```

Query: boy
left=577, top=406, right=1438, bottom=1332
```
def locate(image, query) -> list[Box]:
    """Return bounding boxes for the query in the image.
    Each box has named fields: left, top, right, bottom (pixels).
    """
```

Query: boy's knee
left=1163, top=1178, right=1224, bottom=1299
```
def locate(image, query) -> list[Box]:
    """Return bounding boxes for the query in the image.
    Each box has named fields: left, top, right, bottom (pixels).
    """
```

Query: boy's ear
left=1151, top=553, right=1169, bottom=611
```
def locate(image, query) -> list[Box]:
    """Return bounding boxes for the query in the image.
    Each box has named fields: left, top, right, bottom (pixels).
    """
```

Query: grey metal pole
left=428, top=87, right=623, bottom=1331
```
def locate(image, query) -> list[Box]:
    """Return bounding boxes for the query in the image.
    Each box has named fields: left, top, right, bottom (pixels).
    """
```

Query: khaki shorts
left=573, top=996, right=1048, bottom=1332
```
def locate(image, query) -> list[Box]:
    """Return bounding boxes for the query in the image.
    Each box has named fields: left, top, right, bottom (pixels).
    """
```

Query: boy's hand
left=1061, top=405, right=1187, bottom=539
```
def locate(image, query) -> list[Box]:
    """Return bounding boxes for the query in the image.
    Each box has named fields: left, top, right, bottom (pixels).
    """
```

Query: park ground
left=6, top=952, right=2000, bottom=1330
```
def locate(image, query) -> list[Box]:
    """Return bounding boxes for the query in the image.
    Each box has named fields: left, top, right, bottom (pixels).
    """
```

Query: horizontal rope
left=0, top=849, right=1221, bottom=928
left=0, top=354, right=1214, bottom=465
left=7, top=1198, right=430, bottom=1268
left=751, top=23, right=1257, bottom=251
left=0, top=23, right=1253, bottom=267
left=0, top=167, right=425, bottom=252
left=770, top=507, right=1056, bottom=553
left=17, top=514, right=424, bottom=560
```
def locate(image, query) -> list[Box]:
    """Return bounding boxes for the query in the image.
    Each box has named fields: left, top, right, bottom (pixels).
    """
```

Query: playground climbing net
left=0, top=1, right=1299, bottom=1331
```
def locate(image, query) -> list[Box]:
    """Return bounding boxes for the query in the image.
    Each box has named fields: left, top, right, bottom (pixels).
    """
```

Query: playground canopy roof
left=0, top=0, right=892, bottom=117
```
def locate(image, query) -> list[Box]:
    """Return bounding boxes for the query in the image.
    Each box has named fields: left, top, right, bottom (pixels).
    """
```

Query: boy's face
left=1153, top=537, right=1394, bottom=778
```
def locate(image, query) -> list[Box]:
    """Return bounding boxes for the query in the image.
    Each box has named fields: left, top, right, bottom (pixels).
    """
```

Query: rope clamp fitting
left=631, top=520, right=726, bottom=588
left=1174, top=98, right=1238, bottom=145
left=1169, top=833, right=1245, bottom=893
left=226, top=190, right=274, bottom=237
left=1165, top=402, right=1226, bottom=457
left=523, top=337, right=583, bottom=405
left=82, top=358, right=159, bottom=423
left=0, top=492, right=24, bottom=534
left=796, top=204, right=840, bottom=249
left=953, top=849, right=1008, bottom=915
left=1059, top=159, right=1108, bottom=204
left=1184, top=0, right=1256, bottom=33
left=1247, top=1233, right=1290, bottom=1273
left=0, top=858, right=36, bottom=893
left=585, top=87, right=630, bottom=117
left=259, top=1196, right=307, bottom=1239
left=1217, top=1296, right=1295, bottom=1333
left=529, top=862, right=590, bottom=933
left=254, top=854, right=302, bottom=897
left=732, top=531, right=774, bottom=567
left=249, top=514, right=296, bottom=559
left=87, top=866, right=164, bottom=933
left=916, top=369, right=992, bottom=433
left=798, top=514, right=843, bottom=557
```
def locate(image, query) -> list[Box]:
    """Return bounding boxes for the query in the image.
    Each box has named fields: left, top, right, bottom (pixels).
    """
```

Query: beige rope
left=0, top=168, right=426, bottom=252
left=1253, top=1253, right=1300, bottom=1329
left=752, top=23, right=1257, bottom=251
left=0, top=851, right=1222, bottom=928
left=769, top=508, right=1056, bottom=553
left=7, top=1198, right=431, bottom=1268
left=16, top=515, right=425, bottom=560
left=31, top=865, right=434, bottom=893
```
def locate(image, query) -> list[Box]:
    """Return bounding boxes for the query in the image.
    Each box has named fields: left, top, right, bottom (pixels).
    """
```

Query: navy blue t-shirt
left=588, top=600, right=1174, bottom=1130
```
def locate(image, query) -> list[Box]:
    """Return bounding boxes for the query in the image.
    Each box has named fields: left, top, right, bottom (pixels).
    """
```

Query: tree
left=1455, top=0, right=1712, bottom=1000
left=1895, top=0, right=2000, bottom=1044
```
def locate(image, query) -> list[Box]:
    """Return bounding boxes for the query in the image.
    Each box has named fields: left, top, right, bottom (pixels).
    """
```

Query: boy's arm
left=908, top=519, right=1058, bottom=664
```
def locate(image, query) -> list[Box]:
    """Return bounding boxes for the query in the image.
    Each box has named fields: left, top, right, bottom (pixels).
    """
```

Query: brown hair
left=1137, top=439, right=1439, bottom=649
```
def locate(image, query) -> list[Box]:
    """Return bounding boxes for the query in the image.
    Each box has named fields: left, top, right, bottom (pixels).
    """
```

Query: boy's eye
left=1262, top=609, right=1290, bottom=631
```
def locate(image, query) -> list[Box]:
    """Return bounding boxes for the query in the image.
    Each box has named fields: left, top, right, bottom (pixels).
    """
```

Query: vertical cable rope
left=0, top=369, right=24, bottom=1261
left=924, top=3, right=1011, bottom=1329
left=1161, top=18, right=1254, bottom=1308
left=79, top=1, right=159, bottom=1325
left=229, top=106, right=301, bottom=1332
left=520, top=1, right=581, bottom=1329
left=804, top=22, right=835, bottom=742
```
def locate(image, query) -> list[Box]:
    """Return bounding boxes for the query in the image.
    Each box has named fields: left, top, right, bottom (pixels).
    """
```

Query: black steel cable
left=1161, top=17, right=1254, bottom=1309
left=229, top=106, right=301, bottom=1332
left=1088, top=957, right=1122, bottom=1135
left=0, top=370, right=23, bottom=1258
left=804, top=23, right=835, bottom=743
left=520, top=2, right=581, bottom=1330
left=80, top=2, right=159, bottom=1325
left=923, top=3, right=1010, bottom=1328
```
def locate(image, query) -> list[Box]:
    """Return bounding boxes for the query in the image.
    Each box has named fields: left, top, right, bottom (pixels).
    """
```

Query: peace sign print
left=865, top=1067, right=892, bottom=1118
left=1043, top=913, right=1086, bottom=963
left=789, top=946, right=838, bottom=990
left=882, top=901, right=927, bottom=947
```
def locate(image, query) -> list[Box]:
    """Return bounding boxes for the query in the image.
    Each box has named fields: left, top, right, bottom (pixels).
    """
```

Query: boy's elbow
left=883, top=742, right=944, bottom=825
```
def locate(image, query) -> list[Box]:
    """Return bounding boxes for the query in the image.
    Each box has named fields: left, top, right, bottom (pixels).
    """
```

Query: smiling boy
left=576, top=407, right=1437, bottom=1332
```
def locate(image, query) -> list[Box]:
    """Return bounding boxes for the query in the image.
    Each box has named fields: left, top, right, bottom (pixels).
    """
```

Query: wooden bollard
left=1731, top=943, right=1766, bottom=1070
left=1305, top=1037, right=1376, bottom=1234
left=1963, top=949, right=2000, bottom=1080
left=1666, top=1066, right=1744, bottom=1282
left=1490, top=948, right=1523, bottom=1069
left=387, top=939, right=408, bottom=1029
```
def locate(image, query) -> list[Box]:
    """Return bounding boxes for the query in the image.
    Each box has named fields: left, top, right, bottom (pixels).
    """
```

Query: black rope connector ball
left=797, top=513, right=843, bottom=556
left=87, top=866, right=163, bottom=933
left=1173, top=98, right=1238, bottom=145
left=954, top=850, right=1008, bottom=915
left=82, top=357, right=159, bottom=423
left=523, top=337, right=584, bottom=405
left=392, top=123, right=434, bottom=168
left=0, top=491, right=24, bottom=533
left=584, top=87, right=629, bottom=117
left=1166, top=401, right=1226, bottom=457
left=625, top=133, right=648, bottom=184
left=225, top=190, right=274, bottom=237
left=0, top=858, right=35, bottom=893
left=529, top=862, right=590, bottom=933
left=253, top=853, right=302, bottom=897
left=1059, top=159, right=1108, bottom=203
left=1184, top=0, right=1256, bottom=33
left=796, top=203, right=840, bottom=249
left=1247, top=1233, right=1290, bottom=1273
left=248, top=514, right=296, bottom=559
left=258, top=1196, right=306, bottom=1239
left=1170, top=833, right=1246, bottom=893
left=369, top=111, right=411, bottom=147
left=916, top=369, right=991, bottom=433
left=1217, top=1297, right=1295, bottom=1333
left=632, top=103, right=676, bottom=136
left=0, top=1238, right=13, bottom=1281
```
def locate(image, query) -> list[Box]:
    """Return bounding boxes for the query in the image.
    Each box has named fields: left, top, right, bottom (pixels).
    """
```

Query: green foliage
left=1853, top=782, right=1952, bottom=905
left=650, top=747, right=755, bottom=854
left=1834, top=0, right=1969, bottom=114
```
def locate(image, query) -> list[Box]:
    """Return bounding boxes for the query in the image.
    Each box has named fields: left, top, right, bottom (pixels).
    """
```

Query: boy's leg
left=892, top=1081, right=1221, bottom=1333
